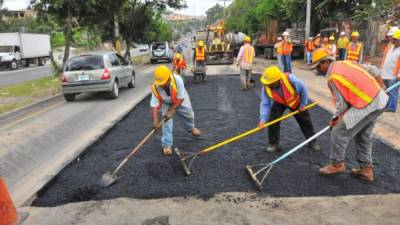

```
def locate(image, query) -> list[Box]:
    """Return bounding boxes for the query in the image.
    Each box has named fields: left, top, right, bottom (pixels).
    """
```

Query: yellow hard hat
left=351, top=31, right=360, bottom=37
left=244, top=36, right=251, bottom=43
left=198, top=40, right=204, bottom=47
left=393, top=30, right=400, bottom=40
left=154, top=65, right=171, bottom=86
left=329, top=36, right=335, bottom=41
left=174, top=53, right=182, bottom=59
left=310, top=48, right=333, bottom=69
left=260, top=66, right=283, bottom=85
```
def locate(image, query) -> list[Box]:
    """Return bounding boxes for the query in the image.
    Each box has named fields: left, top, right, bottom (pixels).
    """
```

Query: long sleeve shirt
left=327, top=64, right=388, bottom=129
left=259, top=74, right=309, bottom=122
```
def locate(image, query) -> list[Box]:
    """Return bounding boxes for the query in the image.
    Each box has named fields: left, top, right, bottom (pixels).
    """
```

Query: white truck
left=0, top=33, right=51, bottom=70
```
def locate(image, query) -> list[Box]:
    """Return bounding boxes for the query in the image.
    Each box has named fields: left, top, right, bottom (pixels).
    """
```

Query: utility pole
left=305, top=0, right=311, bottom=60
left=218, top=0, right=231, bottom=21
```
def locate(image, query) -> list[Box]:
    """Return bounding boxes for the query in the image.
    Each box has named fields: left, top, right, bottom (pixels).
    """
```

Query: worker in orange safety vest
left=346, top=31, right=363, bottom=63
left=172, top=53, right=187, bottom=75
left=305, top=37, right=315, bottom=65
left=193, top=40, right=207, bottom=80
left=310, top=48, right=387, bottom=182
left=281, top=31, right=293, bottom=73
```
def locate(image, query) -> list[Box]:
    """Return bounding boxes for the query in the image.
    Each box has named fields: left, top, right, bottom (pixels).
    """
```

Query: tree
left=206, top=4, right=224, bottom=24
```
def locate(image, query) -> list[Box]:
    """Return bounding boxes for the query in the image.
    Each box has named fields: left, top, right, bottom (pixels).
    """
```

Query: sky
left=1, top=0, right=232, bottom=16
left=175, top=0, right=232, bottom=16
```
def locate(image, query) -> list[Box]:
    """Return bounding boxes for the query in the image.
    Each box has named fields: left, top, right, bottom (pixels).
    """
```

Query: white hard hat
left=340, top=31, right=346, bottom=36
left=283, top=31, right=289, bottom=36
left=277, top=37, right=282, bottom=41
left=308, top=37, right=313, bottom=40
left=387, top=26, right=399, bottom=36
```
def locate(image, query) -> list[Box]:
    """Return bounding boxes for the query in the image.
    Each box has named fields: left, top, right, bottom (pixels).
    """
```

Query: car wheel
left=150, top=59, right=155, bottom=64
left=10, top=60, right=18, bottom=70
left=128, top=73, right=135, bottom=88
left=108, top=81, right=119, bottom=99
left=64, top=94, right=76, bottom=102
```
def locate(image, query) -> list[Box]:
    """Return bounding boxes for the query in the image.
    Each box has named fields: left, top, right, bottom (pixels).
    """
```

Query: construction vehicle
left=202, top=21, right=234, bottom=65
left=254, top=20, right=305, bottom=59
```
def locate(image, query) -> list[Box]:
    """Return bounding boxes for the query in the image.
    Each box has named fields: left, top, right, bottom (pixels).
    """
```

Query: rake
left=174, top=101, right=319, bottom=176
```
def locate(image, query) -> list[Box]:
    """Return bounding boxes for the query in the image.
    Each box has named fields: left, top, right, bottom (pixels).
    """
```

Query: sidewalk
left=254, top=59, right=400, bottom=149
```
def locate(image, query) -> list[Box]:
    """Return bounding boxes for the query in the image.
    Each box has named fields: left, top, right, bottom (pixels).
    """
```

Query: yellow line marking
left=1, top=101, right=64, bottom=129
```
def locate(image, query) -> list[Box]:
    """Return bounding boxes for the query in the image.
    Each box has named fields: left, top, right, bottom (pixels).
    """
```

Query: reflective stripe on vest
left=195, top=47, right=205, bottom=61
left=328, top=61, right=381, bottom=109
left=346, top=42, right=362, bottom=61
left=265, top=73, right=301, bottom=109
left=337, top=37, right=349, bottom=49
left=151, top=75, right=180, bottom=108
left=244, top=45, right=254, bottom=64
left=175, top=58, right=186, bottom=69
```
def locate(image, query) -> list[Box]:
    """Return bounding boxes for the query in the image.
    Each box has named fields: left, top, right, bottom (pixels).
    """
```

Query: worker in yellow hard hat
left=193, top=40, right=207, bottom=81
left=337, top=32, right=349, bottom=61
left=259, top=66, right=319, bottom=152
left=328, top=36, right=337, bottom=58
left=346, top=31, right=363, bottom=63
left=172, top=53, right=187, bottom=75
left=310, top=48, right=387, bottom=182
left=151, top=65, right=201, bottom=155
left=236, top=36, right=255, bottom=90
left=380, top=29, right=400, bottom=112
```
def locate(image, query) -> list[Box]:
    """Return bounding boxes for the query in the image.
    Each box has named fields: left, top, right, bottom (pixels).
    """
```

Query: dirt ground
left=32, top=75, right=400, bottom=207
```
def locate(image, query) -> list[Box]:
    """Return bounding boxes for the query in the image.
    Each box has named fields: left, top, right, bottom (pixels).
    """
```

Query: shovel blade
left=174, top=148, right=192, bottom=176
left=100, top=171, right=118, bottom=187
left=245, top=165, right=263, bottom=190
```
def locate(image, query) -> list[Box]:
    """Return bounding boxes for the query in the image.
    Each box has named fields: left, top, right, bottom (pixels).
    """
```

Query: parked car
left=61, top=52, right=135, bottom=102
left=138, top=44, right=148, bottom=52
left=150, top=42, right=172, bottom=64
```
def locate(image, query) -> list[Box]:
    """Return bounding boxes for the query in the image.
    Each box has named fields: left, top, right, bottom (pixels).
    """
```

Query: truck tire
left=10, top=60, right=18, bottom=70
left=64, top=94, right=76, bottom=102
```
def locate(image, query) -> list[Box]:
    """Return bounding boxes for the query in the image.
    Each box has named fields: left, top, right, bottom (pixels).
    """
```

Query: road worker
left=281, top=32, right=293, bottom=73
left=236, top=36, right=255, bottom=90
left=274, top=37, right=284, bottom=70
left=322, top=37, right=329, bottom=49
left=313, top=33, right=321, bottom=48
left=305, top=37, right=315, bottom=65
left=337, top=32, right=349, bottom=61
left=346, top=31, right=363, bottom=63
left=259, top=66, right=320, bottom=152
left=380, top=28, right=400, bottom=112
left=193, top=40, right=207, bottom=80
left=151, top=66, right=201, bottom=155
left=172, top=53, right=187, bottom=75
left=310, top=48, right=388, bottom=182
left=328, top=36, right=337, bottom=58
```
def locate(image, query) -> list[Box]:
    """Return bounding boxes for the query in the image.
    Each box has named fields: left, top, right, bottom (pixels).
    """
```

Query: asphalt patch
left=32, top=75, right=400, bottom=207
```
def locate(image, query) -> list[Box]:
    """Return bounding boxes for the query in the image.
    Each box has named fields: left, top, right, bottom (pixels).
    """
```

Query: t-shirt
left=381, top=46, right=400, bottom=80
left=150, top=74, right=192, bottom=108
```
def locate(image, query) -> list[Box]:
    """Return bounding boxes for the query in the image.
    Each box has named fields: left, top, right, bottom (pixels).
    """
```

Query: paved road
left=0, top=65, right=52, bottom=86
left=0, top=63, right=162, bottom=206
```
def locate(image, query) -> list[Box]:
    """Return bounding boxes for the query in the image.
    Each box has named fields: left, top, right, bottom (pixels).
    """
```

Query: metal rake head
left=245, top=163, right=273, bottom=190
left=174, top=148, right=198, bottom=176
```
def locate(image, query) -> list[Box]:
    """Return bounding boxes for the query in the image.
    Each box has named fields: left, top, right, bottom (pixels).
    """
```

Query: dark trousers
left=338, top=48, right=346, bottom=61
left=268, top=102, right=316, bottom=145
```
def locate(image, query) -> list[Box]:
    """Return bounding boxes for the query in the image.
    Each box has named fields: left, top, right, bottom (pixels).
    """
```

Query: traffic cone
left=0, top=176, right=19, bottom=225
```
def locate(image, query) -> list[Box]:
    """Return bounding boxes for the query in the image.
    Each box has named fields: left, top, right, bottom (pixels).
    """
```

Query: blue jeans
left=306, top=51, right=312, bottom=64
left=161, top=104, right=195, bottom=147
left=282, top=55, right=292, bottom=73
left=338, top=48, right=346, bottom=61
left=384, top=79, right=399, bottom=112
left=277, top=54, right=284, bottom=71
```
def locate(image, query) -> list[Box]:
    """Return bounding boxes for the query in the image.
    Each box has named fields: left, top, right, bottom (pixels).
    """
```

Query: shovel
left=175, top=101, right=319, bottom=176
left=100, top=117, right=167, bottom=187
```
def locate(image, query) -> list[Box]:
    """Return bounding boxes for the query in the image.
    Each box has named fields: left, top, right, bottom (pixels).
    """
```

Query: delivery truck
left=0, top=33, right=51, bottom=70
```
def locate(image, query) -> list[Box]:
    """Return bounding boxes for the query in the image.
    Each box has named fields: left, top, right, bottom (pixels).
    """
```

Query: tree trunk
left=124, top=37, right=132, bottom=60
left=63, top=1, right=73, bottom=69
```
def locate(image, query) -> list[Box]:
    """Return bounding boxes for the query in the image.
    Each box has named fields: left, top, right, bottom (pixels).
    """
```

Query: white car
left=150, top=42, right=172, bottom=64
left=61, top=52, right=135, bottom=102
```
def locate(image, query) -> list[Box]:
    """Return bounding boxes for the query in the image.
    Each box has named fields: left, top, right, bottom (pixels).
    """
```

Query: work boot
left=163, top=146, right=173, bottom=156
left=266, top=144, right=281, bottom=153
left=308, top=141, right=321, bottom=151
left=191, top=128, right=201, bottom=137
left=319, top=162, right=346, bottom=176
left=350, top=165, right=374, bottom=182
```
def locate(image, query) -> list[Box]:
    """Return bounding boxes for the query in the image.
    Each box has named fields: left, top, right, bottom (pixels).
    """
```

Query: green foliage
left=146, top=14, right=173, bottom=43
left=206, top=4, right=224, bottom=24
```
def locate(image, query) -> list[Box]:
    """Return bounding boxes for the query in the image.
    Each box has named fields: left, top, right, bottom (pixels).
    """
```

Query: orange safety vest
left=174, top=58, right=186, bottom=69
left=276, top=41, right=283, bottom=55
left=195, top=47, right=205, bottom=61
left=265, top=73, right=301, bottom=109
left=328, top=61, right=381, bottom=109
left=346, top=42, right=363, bottom=62
left=305, top=40, right=314, bottom=52
left=313, top=37, right=321, bottom=48
left=281, top=41, right=293, bottom=55
left=151, top=75, right=180, bottom=109
left=244, top=44, right=255, bottom=64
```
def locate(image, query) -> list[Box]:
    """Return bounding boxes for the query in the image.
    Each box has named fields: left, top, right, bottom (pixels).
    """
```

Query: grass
left=0, top=76, right=61, bottom=115
left=131, top=54, right=150, bottom=66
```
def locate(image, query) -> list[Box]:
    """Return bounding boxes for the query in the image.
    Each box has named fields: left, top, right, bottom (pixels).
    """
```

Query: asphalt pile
left=33, top=75, right=400, bottom=207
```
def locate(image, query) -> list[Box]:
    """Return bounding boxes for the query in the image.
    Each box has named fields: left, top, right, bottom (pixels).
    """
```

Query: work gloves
left=329, top=116, right=340, bottom=129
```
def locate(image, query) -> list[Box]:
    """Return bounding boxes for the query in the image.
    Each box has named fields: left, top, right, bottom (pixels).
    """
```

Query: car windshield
left=153, top=43, right=166, bottom=50
left=65, top=55, right=105, bottom=71
left=0, top=46, right=13, bottom=53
